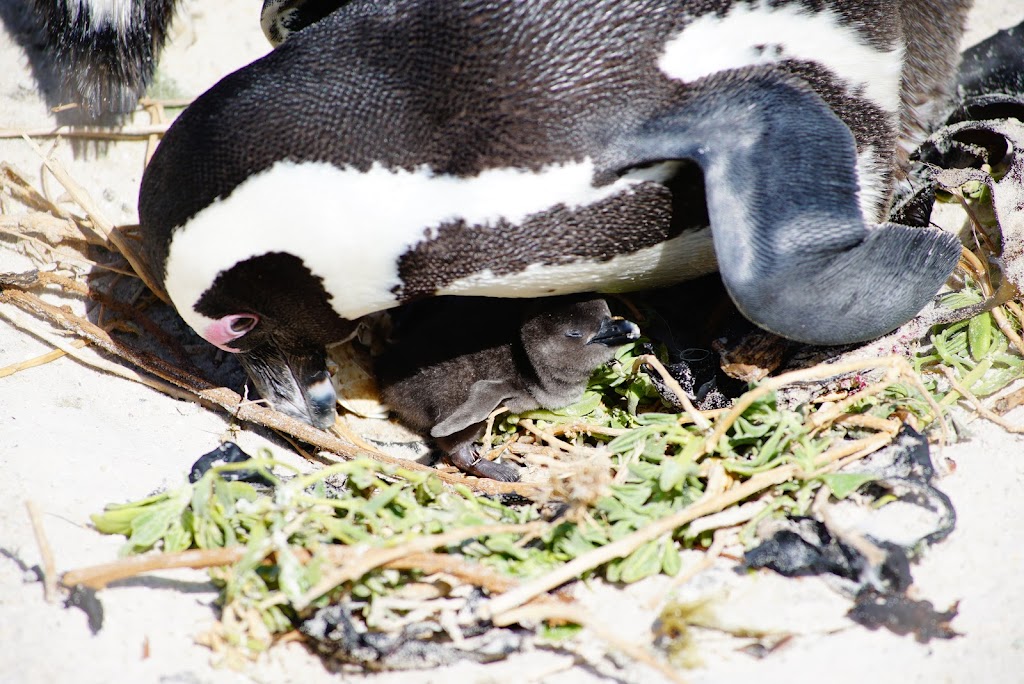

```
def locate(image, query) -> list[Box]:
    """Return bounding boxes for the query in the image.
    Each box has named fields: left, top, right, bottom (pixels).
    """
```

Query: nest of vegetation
left=2, top=102, right=1024, bottom=680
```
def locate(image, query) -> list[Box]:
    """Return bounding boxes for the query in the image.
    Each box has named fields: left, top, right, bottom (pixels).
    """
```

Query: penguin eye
left=565, top=330, right=583, bottom=339
left=203, top=314, right=260, bottom=352
left=229, top=314, right=259, bottom=335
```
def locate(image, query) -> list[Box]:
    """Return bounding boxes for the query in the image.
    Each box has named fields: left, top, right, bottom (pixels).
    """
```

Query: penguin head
left=178, top=250, right=355, bottom=428
left=520, top=297, right=640, bottom=396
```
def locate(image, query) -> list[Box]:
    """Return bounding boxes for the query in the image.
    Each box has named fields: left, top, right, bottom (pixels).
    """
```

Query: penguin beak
left=235, top=343, right=338, bottom=429
left=589, top=317, right=641, bottom=347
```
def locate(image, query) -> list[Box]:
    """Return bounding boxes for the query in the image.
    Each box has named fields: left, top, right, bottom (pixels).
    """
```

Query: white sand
left=2, top=2, right=1024, bottom=682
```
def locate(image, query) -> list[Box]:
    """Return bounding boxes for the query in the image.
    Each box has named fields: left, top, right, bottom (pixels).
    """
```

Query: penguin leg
left=610, top=68, right=960, bottom=345
left=431, top=379, right=520, bottom=481
left=440, top=439, right=521, bottom=482
left=236, top=342, right=337, bottom=429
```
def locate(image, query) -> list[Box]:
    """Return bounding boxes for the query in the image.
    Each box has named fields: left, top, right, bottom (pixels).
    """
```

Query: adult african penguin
left=377, top=296, right=640, bottom=481
left=29, top=0, right=347, bottom=115
left=138, top=0, right=970, bottom=429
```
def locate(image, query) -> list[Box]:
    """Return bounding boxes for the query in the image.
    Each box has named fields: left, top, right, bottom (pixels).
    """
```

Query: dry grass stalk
left=812, top=486, right=886, bottom=567
left=992, top=306, right=1024, bottom=357
left=19, top=135, right=168, bottom=302
left=992, top=381, right=1024, bottom=415
left=481, top=464, right=798, bottom=621
left=636, top=353, right=713, bottom=430
left=656, top=528, right=734, bottom=603
left=294, top=522, right=548, bottom=610
left=940, top=366, right=1024, bottom=433
left=707, top=355, right=947, bottom=451
left=62, top=547, right=246, bottom=589
left=0, top=123, right=172, bottom=141
left=0, top=301, right=196, bottom=402
left=25, top=500, right=58, bottom=603
left=806, top=432, right=895, bottom=477
left=62, top=544, right=564, bottom=608
left=519, top=419, right=594, bottom=456
left=2, top=163, right=79, bottom=224
left=808, top=368, right=900, bottom=429
left=955, top=208, right=1024, bottom=356
left=833, top=413, right=904, bottom=433
left=481, top=406, right=508, bottom=451
left=0, top=337, right=88, bottom=378
left=550, top=421, right=630, bottom=437
left=142, top=101, right=167, bottom=166
left=330, top=418, right=390, bottom=457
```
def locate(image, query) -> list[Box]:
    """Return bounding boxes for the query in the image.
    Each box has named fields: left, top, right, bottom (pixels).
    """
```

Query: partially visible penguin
left=29, top=0, right=178, bottom=115
left=376, top=296, right=640, bottom=481
left=28, top=0, right=347, bottom=115
left=138, top=0, right=973, bottom=429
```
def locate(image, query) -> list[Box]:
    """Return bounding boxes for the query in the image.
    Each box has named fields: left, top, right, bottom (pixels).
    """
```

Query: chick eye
left=565, top=330, right=583, bottom=339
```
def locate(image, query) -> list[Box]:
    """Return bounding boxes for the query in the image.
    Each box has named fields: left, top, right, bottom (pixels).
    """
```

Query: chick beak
left=236, top=343, right=338, bottom=429
left=589, top=317, right=641, bottom=346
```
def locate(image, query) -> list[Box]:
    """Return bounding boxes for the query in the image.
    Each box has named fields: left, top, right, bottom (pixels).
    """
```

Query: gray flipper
left=609, top=68, right=960, bottom=345
left=430, top=379, right=515, bottom=438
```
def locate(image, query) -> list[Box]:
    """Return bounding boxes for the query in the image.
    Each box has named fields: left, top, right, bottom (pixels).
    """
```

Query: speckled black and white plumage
left=376, top=296, right=640, bottom=481
left=138, top=0, right=971, bottom=427
left=261, top=0, right=349, bottom=45
left=30, top=0, right=345, bottom=115
left=31, top=0, right=178, bottom=115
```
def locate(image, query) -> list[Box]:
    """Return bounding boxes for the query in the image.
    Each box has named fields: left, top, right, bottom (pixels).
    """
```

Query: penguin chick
left=376, top=296, right=640, bottom=482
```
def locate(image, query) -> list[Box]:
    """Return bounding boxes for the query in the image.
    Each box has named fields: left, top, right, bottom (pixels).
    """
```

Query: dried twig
left=0, top=302, right=196, bottom=402
left=26, top=501, right=58, bottom=602
left=295, top=522, right=547, bottom=610
left=0, top=338, right=89, bottom=378
left=62, top=545, right=561, bottom=606
left=808, top=368, right=900, bottom=429
left=992, top=306, right=1024, bottom=358
left=636, top=354, right=712, bottom=431
left=519, top=419, right=593, bottom=456
left=0, top=124, right=172, bottom=140
left=707, top=356, right=947, bottom=451
left=19, top=135, right=168, bottom=302
left=62, top=547, right=245, bottom=589
left=940, top=366, right=1024, bottom=433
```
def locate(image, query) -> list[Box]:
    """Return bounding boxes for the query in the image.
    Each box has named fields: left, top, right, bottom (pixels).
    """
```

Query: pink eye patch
left=203, top=314, right=259, bottom=352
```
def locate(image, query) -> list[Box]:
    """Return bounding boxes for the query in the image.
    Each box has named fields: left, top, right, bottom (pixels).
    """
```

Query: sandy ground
left=2, top=2, right=1024, bottom=683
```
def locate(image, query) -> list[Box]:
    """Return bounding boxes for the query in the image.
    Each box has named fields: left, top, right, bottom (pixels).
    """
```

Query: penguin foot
left=445, top=445, right=521, bottom=482
left=730, top=224, right=961, bottom=346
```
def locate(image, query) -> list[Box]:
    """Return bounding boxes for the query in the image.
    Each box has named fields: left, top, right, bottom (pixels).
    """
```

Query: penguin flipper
left=430, top=379, right=515, bottom=438
left=611, top=68, right=960, bottom=345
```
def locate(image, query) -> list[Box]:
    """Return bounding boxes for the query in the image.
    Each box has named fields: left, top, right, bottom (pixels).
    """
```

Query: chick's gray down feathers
left=376, top=296, right=639, bottom=481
